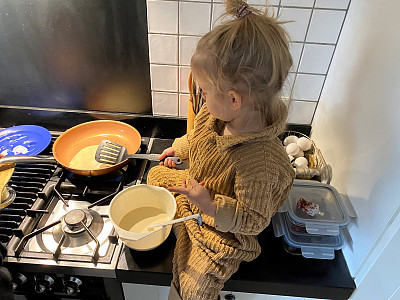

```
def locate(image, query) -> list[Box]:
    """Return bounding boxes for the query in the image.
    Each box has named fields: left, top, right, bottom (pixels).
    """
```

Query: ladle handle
left=117, top=214, right=203, bottom=241
left=148, top=214, right=202, bottom=229
left=0, top=155, right=56, bottom=164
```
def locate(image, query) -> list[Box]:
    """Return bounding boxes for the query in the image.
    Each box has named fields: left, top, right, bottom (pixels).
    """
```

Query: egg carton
left=280, top=131, right=332, bottom=184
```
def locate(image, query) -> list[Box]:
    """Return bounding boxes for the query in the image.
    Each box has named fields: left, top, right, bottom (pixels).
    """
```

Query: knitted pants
left=148, top=166, right=246, bottom=300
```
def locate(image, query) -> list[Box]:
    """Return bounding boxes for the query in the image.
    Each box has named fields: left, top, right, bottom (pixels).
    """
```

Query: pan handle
left=0, top=155, right=56, bottom=164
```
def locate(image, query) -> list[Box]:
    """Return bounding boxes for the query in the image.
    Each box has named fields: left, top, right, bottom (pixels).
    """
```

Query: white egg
left=286, top=143, right=300, bottom=156
left=297, top=137, right=312, bottom=151
left=294, top=150, right=304, bottom=158
left=288, top=155, right=294, bottom=163
left=296, top=165, right=308, bottom=172
left=283, top=135, right=298, bottom=146
left=294, top=156, right=308, bottom=167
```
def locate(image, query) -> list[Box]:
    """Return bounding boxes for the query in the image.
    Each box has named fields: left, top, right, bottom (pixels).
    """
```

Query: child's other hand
left=158, top=147, right=177, bottom=168
left=168, top=179, right=217, bottom=217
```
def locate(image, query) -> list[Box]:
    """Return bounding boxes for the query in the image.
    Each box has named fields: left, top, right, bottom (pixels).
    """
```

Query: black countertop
left=116, top=137, right=356, bottom=300
left=116, top=226, right=355, bottom=300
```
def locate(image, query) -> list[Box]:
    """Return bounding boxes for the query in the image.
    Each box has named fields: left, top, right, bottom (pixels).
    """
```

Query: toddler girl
left=147, top=1, right=295, bottom=299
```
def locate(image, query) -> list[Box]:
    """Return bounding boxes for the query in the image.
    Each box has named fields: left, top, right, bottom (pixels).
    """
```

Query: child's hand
left=158, top=147, right=177, bottom=168
left=168, top=179, right=217, bottom=217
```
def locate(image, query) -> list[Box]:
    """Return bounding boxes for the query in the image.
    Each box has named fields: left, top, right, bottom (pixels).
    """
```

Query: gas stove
left=1, top=134, right=156, bottom=299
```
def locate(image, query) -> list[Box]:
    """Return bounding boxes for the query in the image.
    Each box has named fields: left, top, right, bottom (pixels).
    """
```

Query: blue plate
left=0, top=125, right=52, bottom=156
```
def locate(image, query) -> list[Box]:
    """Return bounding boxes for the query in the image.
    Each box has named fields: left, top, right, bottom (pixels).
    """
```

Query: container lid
left=284, top=213, right=312, bottom=236
left=279, top=180, right=354, bottom=235
left=272, top=213, right=344, bottom=260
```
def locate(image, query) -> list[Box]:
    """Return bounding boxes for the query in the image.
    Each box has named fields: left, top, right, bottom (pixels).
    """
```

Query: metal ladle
left=118, top=214, right=202, bottom=241
left=148, top=213, right=202, bottom=229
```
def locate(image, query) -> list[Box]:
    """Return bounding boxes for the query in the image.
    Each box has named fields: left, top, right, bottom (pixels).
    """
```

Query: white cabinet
left=122, top=283, right=160, bottom=300
left=122, top=283, right=317, bottom=300
left=221, top=291, right=312, bottom=299
left=221, top=291, right=268, bottom=300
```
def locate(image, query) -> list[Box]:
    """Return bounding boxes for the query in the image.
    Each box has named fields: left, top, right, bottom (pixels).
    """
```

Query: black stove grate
left=0, top=163, right=58, bottom=244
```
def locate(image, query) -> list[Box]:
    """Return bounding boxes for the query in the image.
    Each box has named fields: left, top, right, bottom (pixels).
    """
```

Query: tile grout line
left=310, top=0, right=352, bottom=125
left=287, top=0, right=316, bottom=123
left=177, top=1, right=181, bottom=117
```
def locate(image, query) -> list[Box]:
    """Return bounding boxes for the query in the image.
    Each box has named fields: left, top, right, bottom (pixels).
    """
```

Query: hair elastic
left=236, top=1, right=252, bottom=19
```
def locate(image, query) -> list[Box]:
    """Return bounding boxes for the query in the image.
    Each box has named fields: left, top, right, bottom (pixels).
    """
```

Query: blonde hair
left=191, top=0, right=292, bottom=126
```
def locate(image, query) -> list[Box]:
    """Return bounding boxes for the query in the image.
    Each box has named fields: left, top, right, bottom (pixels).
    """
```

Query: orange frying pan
left=0, top=120, right=142, bottom=176
left=53, top=120, right=142, bottom=176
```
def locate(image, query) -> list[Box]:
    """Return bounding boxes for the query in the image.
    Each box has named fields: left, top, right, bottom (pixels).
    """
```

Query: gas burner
left=30, top=200, right=113, bottom=257
left=62, top=209, right=93, bottom=234
left=50, top=209, right=104, bottom=248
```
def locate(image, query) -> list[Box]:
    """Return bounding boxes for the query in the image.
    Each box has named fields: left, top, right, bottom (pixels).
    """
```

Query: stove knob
left=34, top=275, right=54, bottom=293
left=12, top=273, right=27, bottom=290
left=63, top=276, right=82, bottom=295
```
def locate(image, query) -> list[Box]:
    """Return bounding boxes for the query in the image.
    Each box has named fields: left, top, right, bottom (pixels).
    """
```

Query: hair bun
left=225, top=0, right=248, bottom=15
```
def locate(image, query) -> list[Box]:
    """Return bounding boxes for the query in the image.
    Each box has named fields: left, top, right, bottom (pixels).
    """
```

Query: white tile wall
left=289, top=43, right=303, bottom=72
left=146, top=0, right=350, bottom=124
left=147, top=1, right=178, bottom=34
left=179, top=66, right=191, bottom=93
left=287, top=100, right=317, bottom=124
left=152, top=91, right=179, bottom=116
left=283, top=73, right=296, bottom=98
left=282, top=0, right=315, bottom=8
left=179, top=93, right=190, bottom=117
left=212, top=3, right=228, bottom=27
left=150, top=65, right=178, bottom=92
left=179, top=2, right=211, bottom=35
left=292, top=74, right=325, bottom=100
left=149, top=34, right=178, bottom=64
left=179, top=36, right=200, bottom=65
left=280, top=7, right=313, bottom=42
left=298, top=44, right=335, bottom=74
left=307, top=9, right=346, bottom=43
left=315, top=0, right=350, bottom=9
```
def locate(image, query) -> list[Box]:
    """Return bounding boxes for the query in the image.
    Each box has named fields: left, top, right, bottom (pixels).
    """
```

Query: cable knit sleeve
left=214, top=165, right=294, bottom=235
left=172, top=104, right=210, bottom=161
left=172, top=132, right=192, bottom=161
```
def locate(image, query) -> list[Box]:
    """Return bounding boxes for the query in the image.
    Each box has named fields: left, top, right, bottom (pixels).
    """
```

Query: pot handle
left=0, top=155, right=56, bottom=164
left=117, top=229, right=158, bottom=241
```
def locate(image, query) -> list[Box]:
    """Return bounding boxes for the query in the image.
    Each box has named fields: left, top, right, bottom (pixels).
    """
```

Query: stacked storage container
left=272, top=180, right=357, bottom=259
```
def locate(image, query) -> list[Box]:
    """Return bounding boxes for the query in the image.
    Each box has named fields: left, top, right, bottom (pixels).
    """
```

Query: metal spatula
left=95, top=140, right=182, bottom=165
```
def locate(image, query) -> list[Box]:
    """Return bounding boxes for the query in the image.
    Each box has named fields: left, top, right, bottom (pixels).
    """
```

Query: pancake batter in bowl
left=119, top=207, right=169, bottom=233
left=69, top=145, right=111, bottom=170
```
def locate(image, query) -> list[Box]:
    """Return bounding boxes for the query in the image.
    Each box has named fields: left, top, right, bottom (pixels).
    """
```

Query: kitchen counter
left=116, top=226, right=355, bottom=300
left=116, top=136, right=356, bottom=300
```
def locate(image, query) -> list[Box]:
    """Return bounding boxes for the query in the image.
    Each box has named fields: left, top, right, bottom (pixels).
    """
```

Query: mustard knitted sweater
left=148, top=103, right=295, bottom=300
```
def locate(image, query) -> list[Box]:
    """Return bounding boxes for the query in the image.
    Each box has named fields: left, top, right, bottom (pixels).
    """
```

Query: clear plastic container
left=279, top=180, right=356, bottom=236
left=272, top=213, right=344, bottom=260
